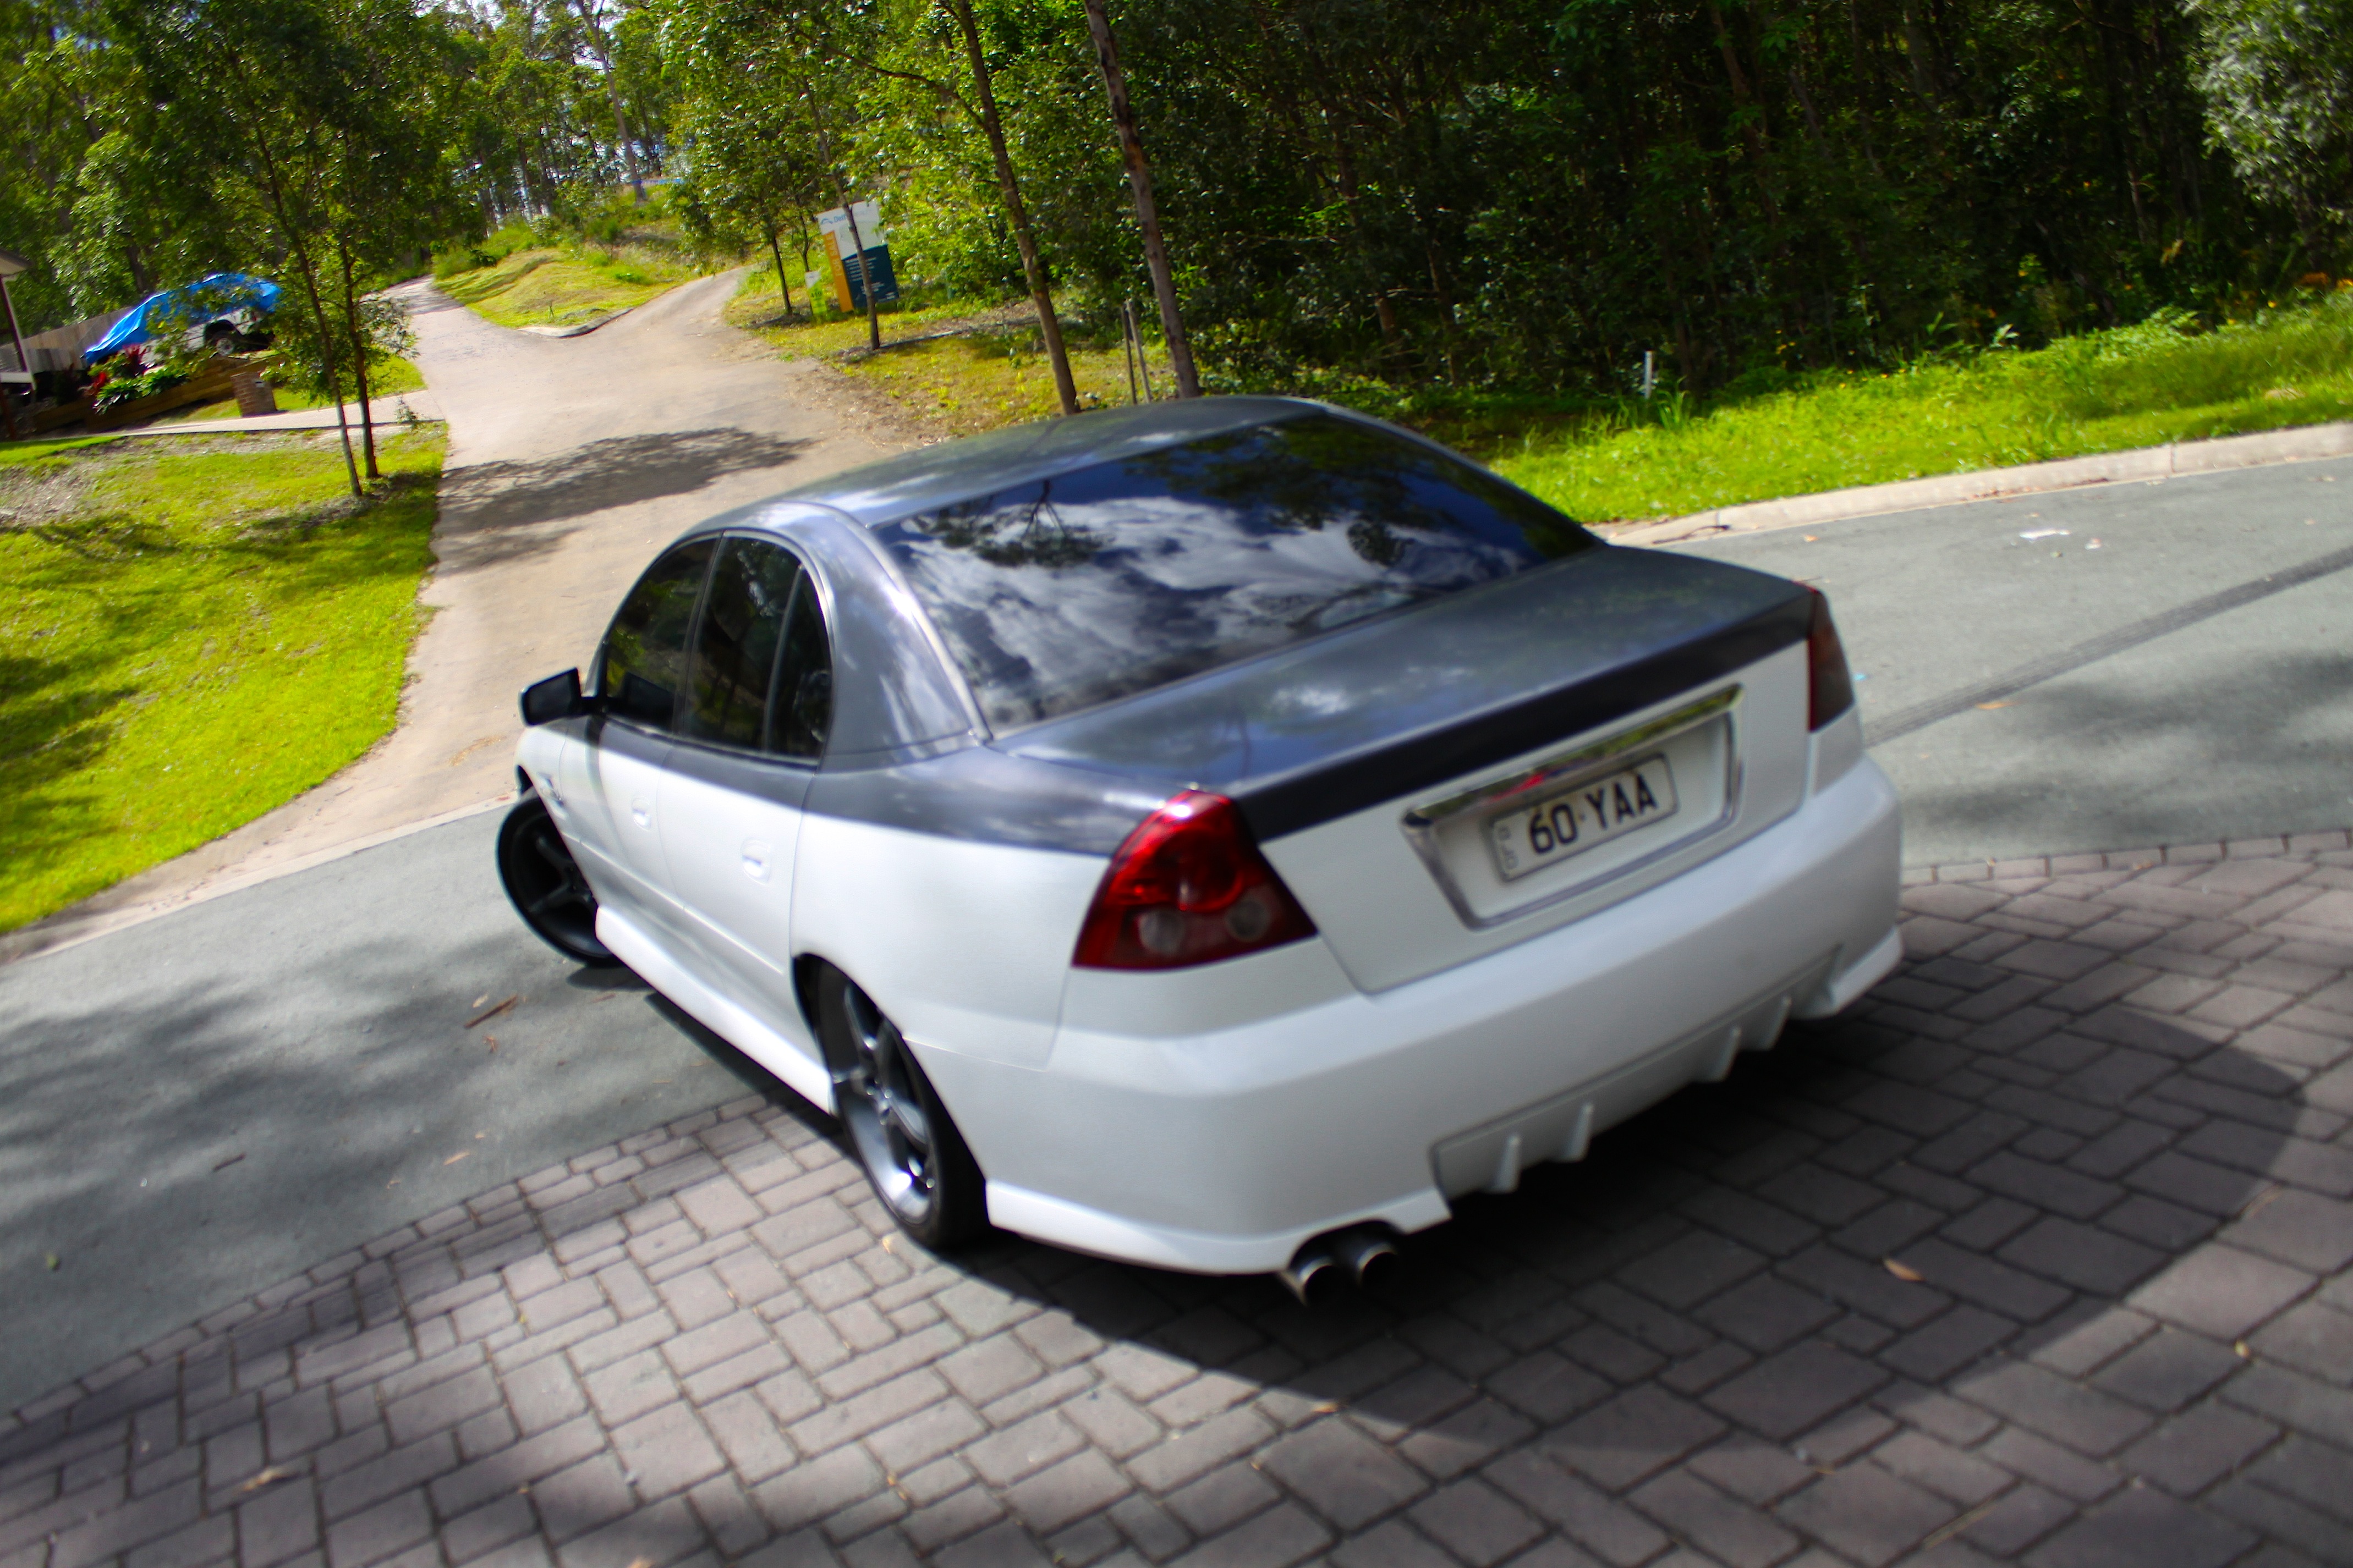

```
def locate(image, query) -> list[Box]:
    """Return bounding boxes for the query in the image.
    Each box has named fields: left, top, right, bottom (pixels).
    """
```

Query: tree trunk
left=337, top=234, right=379, bottom=480
left=767, top=224, right=795, bottom=317
left=217, top=50, right=361, bottom=498
left=1080, top=0, right=1198, bottom=397
left=806, top=93, right=883, bottom=351
left=571, top=0, right=644, bottom=203
left=947, top=0, right=1079, bottom=415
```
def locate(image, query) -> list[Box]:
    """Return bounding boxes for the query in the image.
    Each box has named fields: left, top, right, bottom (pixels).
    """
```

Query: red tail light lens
left=1806, top=587, right=1856, bottom=731
left=1073, top=791, right=1318, bottom=970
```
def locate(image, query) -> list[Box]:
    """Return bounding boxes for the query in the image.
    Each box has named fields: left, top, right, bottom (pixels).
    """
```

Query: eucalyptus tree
left=663, top=0, right=828, bottom=315
left=2189, top=0, right=2353, bottom=255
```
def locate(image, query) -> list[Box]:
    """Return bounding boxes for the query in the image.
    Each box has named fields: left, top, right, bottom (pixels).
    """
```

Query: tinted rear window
left=870, top=414, right=1594, bottom=729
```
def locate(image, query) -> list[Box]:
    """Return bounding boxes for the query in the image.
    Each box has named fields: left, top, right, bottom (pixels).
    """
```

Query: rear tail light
left=1073, top=791, right=1318, bottom=970
left=1806, top=587, right=1856, bottom=730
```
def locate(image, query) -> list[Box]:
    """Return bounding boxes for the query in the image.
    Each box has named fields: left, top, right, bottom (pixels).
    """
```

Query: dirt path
left=4, top=268, right=904, bottom=961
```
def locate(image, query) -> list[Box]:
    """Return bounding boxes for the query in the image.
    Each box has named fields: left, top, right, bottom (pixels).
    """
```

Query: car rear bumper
left=917, top=756, right=1903, bottom=1275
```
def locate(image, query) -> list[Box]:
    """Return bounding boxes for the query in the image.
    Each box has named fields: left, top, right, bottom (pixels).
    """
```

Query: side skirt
left=596, top=906, right=838, bottom=1115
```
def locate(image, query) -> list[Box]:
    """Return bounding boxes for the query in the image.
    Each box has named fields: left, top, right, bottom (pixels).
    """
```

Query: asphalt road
left=1680, top=451, right=2353, bottom=865
left=4, top=450, right=2351, bottom=1419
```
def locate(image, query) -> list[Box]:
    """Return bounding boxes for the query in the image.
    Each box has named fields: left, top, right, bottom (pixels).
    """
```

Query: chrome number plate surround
left=1489, top=753, right=1679, bottom=882
left=1401, top=686, right=1744, bottom=930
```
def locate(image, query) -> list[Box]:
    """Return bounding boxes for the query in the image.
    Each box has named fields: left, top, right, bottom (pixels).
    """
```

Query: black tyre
left=496, top=795, right=614, bottom=965
left=816, top=968, right=988, bottom=1251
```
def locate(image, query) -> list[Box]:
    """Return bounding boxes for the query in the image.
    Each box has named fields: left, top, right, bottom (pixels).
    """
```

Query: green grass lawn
left=727, top=271, right=1180, bottom=433
left=1493, top=293, right=2353, bottom=523
left=440, top=244, right=701, bottom=329
left=0, top=428, right=445, bottom=931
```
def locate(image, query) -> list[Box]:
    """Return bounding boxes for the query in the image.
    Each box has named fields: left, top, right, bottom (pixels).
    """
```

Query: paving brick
left=2116, top=1403, right=2281, bottom=1496
left=1773, top=1464, right=1957, bottom=1567
left=1401, top=1479, right=1540, bottom=1568
left=1257, top=1420, right=1427, bottom=1530
left=1543, top=1388, right=1726, bottom=1492
left=1626, top=1471, right=1797, bottom=1568
left=1701, top=1341, right=1888, bottom=1440
left=1482, top=1451, right=1669, bottom=1565
left=325, top=1490, right=431, bottom=1568
left=609, top=1401, right=725, bottom=1499
left=1127, top=1410, right=1274, bottom=1497
left=2128, top=1246, right=2316, bottom=1340
left=2024, top=1483, right=2257, bottom=1568
left=1998, top=1217, right=2170, bottom=1296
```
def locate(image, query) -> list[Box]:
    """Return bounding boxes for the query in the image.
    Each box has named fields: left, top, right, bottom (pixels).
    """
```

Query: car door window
left=600, top=540, right=714, bottom=730
left=681, top=539, right=804, bottom=751
left=772, top=570, right=832, bottom=759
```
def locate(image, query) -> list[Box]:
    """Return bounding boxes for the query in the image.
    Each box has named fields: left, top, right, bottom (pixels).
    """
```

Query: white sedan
left=498, top=397, right=1901, bottom=1301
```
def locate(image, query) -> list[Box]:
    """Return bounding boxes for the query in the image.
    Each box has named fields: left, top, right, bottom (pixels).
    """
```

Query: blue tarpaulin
left=83, top=273, right=282, bottom=364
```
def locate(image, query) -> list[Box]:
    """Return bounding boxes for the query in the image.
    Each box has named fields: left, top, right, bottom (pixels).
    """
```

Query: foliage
left=2187, top=0, right=2353, bottom=249
left=1493, top=290, right=2353, bottom=521
left=0, top=429, right=445, bottom=932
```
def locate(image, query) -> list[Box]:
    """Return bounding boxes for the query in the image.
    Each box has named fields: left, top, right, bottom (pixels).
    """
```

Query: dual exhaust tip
left=1277, top=1226, right=1401, bottom=1306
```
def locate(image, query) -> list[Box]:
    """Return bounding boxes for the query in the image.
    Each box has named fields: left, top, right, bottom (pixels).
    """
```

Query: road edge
left=1606, top=419, right=2353, bottom=546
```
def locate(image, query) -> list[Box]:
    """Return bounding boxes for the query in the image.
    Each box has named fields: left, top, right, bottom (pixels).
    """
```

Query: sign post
left=816, top=202, right=898, bottom=313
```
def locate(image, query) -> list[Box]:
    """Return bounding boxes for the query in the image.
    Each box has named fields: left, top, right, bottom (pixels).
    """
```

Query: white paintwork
left=1261, top=641, right=1812, bottom=993
left=789, top=811, right=1105, bottom=1072
left=595, top=904, right=836, bottom=1112
left=914, top=755, right=1900, bottom=1273
left=528, top=640, right=1900, bottom=1278
left=659, top=761, right=819, bottom=1059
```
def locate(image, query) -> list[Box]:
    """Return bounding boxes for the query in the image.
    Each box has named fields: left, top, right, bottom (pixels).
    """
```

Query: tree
left=665, top=0, right=829, bottom=317
left=1079, top=0, right=1196, bottom=395
left=2187, top=0, right=2353, bottom=254
left=865, top=0, right=1081, bottom=411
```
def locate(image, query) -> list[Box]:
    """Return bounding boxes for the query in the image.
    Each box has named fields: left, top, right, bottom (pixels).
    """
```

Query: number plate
left=1489, top=755, right=1679, bottom=882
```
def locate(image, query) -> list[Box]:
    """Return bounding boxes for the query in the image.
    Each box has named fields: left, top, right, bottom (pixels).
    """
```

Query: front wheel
left=816, top=969, right=987, bottom=1251
left=496, top=795, right=614, bottom=965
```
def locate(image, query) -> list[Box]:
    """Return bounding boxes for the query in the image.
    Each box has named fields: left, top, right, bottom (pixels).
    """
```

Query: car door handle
left=741, top=839, right=772, bottom=883
left=630, top=795, right=652, bottom=829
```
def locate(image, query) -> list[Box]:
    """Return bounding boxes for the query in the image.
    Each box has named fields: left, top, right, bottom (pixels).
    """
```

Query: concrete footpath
left=2, top=273, right=898, bottom=966
left=6, top=836, right=2353, bottom=1568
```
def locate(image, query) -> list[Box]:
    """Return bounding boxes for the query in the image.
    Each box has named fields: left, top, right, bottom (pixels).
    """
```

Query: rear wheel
left=496, top=795, right=613, bottom=965
left=816, top=969, right=987, bottom=1251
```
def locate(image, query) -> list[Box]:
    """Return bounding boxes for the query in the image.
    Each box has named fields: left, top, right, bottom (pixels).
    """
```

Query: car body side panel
left=789, top=808, right=1106, bottom=1073
left=657, top=743, right=818, bottom=1057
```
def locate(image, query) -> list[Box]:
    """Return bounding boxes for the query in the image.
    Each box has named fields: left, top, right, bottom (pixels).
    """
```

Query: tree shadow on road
left=434, top=430, right=818, bottom=572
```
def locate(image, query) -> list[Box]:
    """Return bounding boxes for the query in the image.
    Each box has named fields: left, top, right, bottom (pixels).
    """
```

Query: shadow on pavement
left=434, top=430, right=818, bottom=571
left=4, top=849, right=2347, bottom=1568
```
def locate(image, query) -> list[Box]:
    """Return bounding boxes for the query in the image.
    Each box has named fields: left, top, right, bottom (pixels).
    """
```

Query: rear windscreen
left=869, top=414, right=1595, bottom=730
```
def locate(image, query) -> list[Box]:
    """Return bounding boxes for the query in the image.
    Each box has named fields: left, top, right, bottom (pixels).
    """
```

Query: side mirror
left=520, top=668, right=585, bottom=726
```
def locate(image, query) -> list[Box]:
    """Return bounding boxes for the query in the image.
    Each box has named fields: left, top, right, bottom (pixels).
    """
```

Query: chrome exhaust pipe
left=1277, top=1248, right=1345, bottom=1307
left=1334, top=1228, right=1400, bottom=1290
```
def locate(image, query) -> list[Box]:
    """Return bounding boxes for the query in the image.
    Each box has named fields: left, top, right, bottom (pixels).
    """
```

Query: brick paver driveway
left=8, top=836, right=2353, bottom=1568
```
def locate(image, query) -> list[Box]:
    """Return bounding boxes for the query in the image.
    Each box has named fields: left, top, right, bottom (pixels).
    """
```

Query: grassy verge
left=0, top=428, right=445, bottom=931
left=441, top=237, right=704, bottom=330
left=726, top=268, right=1178, bottom=434
left=1494, top=295, right=2353, bottom=522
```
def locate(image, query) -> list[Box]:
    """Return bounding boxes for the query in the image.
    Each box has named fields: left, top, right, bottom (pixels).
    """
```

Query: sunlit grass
left=726, top=269, right=1179, bottom=433
left=1494, top=293, right=2353, bottom=523
left=439, top=245, right=700, bottom=329
left=0, top=429, right=445, bottom=930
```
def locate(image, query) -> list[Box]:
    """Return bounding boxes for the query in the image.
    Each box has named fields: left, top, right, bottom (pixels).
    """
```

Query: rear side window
left=600, top=540, right=713, bottom=730
left=681, top=540, right=802, bottom=750
left=870, top=413, right=1594, bottom=729
left=676, top=537, right=834, bottom=758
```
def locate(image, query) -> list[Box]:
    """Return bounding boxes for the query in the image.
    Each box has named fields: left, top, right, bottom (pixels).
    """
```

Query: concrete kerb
left=1606, top=419, right=2353, bottom=547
